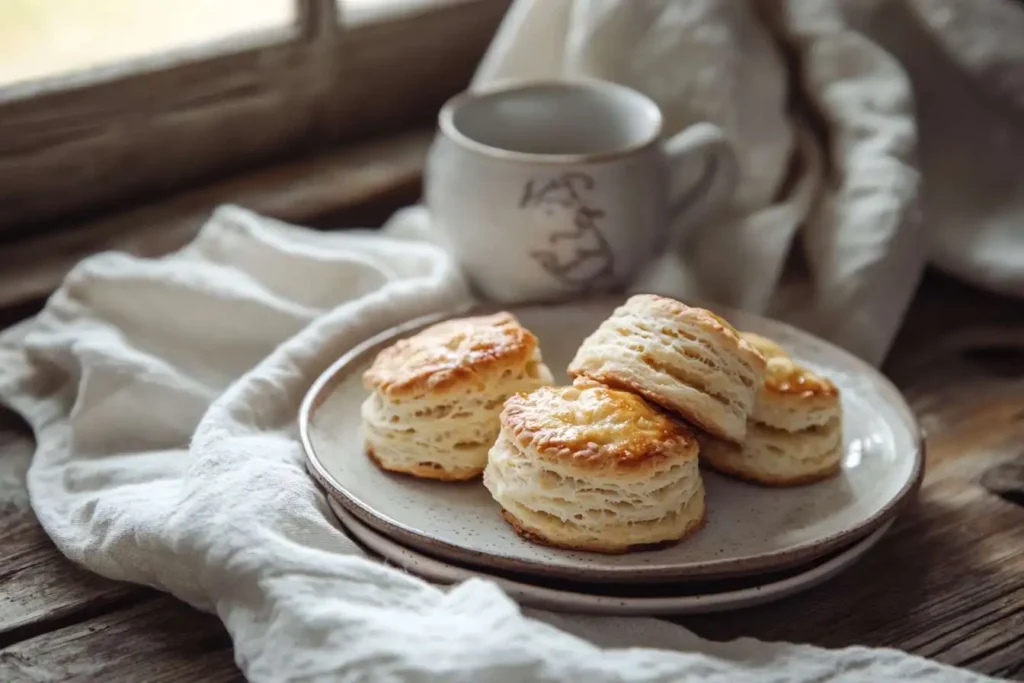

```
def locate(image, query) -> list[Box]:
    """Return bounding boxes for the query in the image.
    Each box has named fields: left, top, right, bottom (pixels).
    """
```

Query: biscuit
left=701, top=334, right=843, bottom=486
left=746, top=343, right=842, bottom=432
left=361, top=312, right=553, bottom=480
left=740, top=332, right=788, bottom=362
left=699, top=418, right=843, bottom=486
left=567, top=294, right=766, bottom=442
left=483, top=381, right=705, bottom=553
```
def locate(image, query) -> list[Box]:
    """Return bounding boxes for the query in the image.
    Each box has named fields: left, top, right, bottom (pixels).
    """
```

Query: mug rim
left=438, top=77, right=665, bottom=164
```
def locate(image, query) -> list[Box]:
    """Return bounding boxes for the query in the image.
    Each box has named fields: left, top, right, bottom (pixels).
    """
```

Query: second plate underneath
left=329, top=497, right=892, bottom=616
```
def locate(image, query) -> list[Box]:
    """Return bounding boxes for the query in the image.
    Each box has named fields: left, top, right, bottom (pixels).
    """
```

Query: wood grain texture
left=0, top=410, right=147, bottom=645
left=0, top=31, right=320, bottom=234
left=0, top=409, right=146, bottom=645
left=0, top=598, right=240, bottom=683
left=0, top=129, right=431, bottom=309
left=0, top=0, right=508, bottom=232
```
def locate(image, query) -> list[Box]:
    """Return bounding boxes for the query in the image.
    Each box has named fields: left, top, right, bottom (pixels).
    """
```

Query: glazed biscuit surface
left=483, top=379, right=706, bottom=553
left=740, top=332, right=788, bottom=361
left=739, top=333, right=841, bottom=432
left=501, top=381, right=698, bottom=469
left=762, top=355, right=839, bottom=399
left=363, top=312, right=544, bottom=398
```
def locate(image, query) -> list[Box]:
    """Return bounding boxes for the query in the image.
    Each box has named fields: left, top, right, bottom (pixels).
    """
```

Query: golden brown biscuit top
left=363, top=312, right=540, bottom=397
left=737, top=332, right=838, bottom=399
left=762, top=356, right=839, bottom=398
left=624, top=294, right=766, bottom=370
left=740, top=332, right=788, bottom=361
left=501, top=380, right=697, bottom=468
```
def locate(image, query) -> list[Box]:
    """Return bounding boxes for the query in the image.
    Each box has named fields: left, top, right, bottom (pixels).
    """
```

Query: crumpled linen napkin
left=0, top=205, right=997, bottom=682
left=860, top=0, right=1024, bottom=299
left=471, top=0, right=922, bottom=367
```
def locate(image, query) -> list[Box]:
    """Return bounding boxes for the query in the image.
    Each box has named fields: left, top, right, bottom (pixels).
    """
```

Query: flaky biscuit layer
left=700, top=417, right=843, bottom=486
left=361, top=312, right=553, bottom=480
left=568, top=294, right=766, bottom=442
left=484, top=382, right=705, bottom=553
left=739, top=333, right=841, bottom=432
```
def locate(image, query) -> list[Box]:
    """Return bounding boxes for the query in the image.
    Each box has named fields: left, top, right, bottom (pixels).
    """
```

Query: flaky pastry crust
left=363, top=312, right=544, bottom=398
left=567, top=294, right=766, bottom=442
left=739, top=332, right=788, bottom=361
left=699, top=416, right=843, bottom=487
left=738, top=332, right=840, bottom=431
left=499, top=496, right=707, bottom=555
left=741, top=333, right=838, bottom=400
left=500, top=381, right=698, bottom=472
left=633, top=295, right=765, bottom=371
left=761, top=355, right=839, bottom=399
left=365, top=444, right=481, bottom=482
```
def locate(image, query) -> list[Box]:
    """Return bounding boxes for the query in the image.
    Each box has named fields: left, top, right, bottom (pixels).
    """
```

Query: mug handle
left=662, top=123, right=740, bottom=248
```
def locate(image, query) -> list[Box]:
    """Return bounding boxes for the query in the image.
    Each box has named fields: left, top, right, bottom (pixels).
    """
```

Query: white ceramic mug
left=425, top=78, right=739, bottom=302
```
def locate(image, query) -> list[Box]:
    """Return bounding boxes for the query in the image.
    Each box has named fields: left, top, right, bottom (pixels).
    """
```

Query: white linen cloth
left=472, top=0, right=923, bottom=366
left=861, top=0, right=1024, bottom=299
left=467, top=0, right=1024, bottom=361
left=0, top=206, right=998, bottom=682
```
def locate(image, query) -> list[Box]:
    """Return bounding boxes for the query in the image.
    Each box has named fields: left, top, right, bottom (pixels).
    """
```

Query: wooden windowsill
left=0, top=0, right=509, bottom=233
left=0, top=128, right=433, bottom=311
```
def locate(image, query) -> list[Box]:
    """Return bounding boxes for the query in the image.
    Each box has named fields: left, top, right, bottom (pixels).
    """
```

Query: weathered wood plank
left=684, top=483, right=1024, bottom=671
left=0, top=597, right=240, bottom=683
left=0, top=33, right=320, bottom=234
left=0, top=410, right=147, bottom=645
left=0, top=410, right=229, bottom=674
left=973, top=645, right=1024, bottom=681
left=0, top=129, right=431, bottom=309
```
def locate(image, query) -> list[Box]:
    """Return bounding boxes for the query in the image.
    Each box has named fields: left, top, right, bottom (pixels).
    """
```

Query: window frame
left=0, top=0, right=509, bottom=236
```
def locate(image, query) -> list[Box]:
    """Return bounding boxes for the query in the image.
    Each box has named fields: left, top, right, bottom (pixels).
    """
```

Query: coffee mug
left=425, top=78, right=739, bottom=302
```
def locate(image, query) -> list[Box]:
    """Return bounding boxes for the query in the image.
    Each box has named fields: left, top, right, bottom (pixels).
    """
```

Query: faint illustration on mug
left=519, top=172, right=616, bottom=291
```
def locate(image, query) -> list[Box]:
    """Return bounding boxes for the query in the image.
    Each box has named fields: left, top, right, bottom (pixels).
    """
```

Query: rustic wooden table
left=1, top=272, right=1022, bottom=682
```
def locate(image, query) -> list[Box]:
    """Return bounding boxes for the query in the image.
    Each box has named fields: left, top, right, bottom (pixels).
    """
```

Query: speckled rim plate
left=328, top=497, right=893, bottom=616
left=301, top=297, right=924, bottom=583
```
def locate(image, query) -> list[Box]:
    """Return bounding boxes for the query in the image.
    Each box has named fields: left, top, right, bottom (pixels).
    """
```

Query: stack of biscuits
left=361, top=294, right=843, bottom=555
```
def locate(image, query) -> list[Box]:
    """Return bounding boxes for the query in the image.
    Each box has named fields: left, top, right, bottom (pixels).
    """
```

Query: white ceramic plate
left=328, top=496, right=894, bottom=616
left=303, top=298, right=923, bottom=582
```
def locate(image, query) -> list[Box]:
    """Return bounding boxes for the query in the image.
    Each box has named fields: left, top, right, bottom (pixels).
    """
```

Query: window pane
left=0, top=0, right=294, bottom=87
left=339, top=0, right=469, bottom=26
